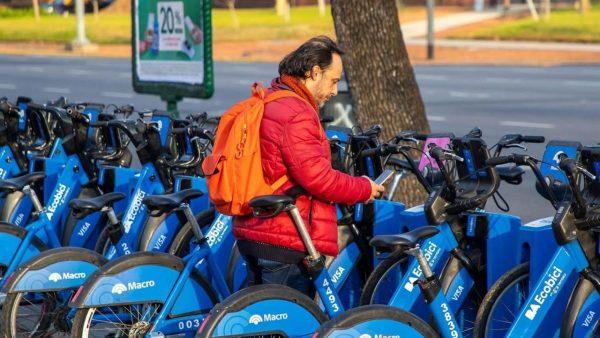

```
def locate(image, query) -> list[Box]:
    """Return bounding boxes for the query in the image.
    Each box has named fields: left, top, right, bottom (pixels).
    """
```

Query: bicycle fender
left=69, top=252, right=217, bottom=315
left=5, top=247, right=106, bottom=293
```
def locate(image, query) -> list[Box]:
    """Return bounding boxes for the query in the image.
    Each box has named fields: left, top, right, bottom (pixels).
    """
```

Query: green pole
left=162, top=95, right=182, bottom=118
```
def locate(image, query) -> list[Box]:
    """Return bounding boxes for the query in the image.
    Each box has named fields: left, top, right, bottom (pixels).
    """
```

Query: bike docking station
left=132, top=0, right=214, bottom=117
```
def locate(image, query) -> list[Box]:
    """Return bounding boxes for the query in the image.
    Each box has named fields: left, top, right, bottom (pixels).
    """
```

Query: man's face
left=310, top=53, right=343, bottom=107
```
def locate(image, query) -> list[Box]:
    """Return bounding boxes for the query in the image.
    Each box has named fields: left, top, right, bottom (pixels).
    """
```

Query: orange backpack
left=202, top=83, right=301, bottom=216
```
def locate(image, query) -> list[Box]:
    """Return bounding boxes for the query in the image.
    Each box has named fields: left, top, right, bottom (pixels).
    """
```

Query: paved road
left=1, top=54, right=599, bottom=221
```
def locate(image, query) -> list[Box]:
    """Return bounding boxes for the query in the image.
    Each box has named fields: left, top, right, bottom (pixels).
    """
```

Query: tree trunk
left=331, top=0, right=430, bottom=206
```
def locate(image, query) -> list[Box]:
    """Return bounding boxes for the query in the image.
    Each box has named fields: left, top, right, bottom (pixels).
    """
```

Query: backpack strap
left=264, top=89, right=304, bottom=104
left=270, top=174, right=290, bottom=192
left=258, top=86, right=305, bottom=192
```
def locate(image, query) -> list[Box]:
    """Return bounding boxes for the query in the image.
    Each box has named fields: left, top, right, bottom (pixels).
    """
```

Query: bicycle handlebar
left=359, top=144, right=409, bottom=158
left=575, top=214, right=600, bottom=231
left=521, top=135, right=545, bottom=143
left=445, top=197, right=482, bottom=215
left=485, top=154, right=529, bottom=166
left=497, top=134, right=545, bottom=147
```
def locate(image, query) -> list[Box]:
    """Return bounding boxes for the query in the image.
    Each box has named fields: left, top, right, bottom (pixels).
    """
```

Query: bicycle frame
left=70, top=213, right=234, bottom=337
left=506, top=239, right=591, bottom=337
left=0, top=154, right=90, bottom=287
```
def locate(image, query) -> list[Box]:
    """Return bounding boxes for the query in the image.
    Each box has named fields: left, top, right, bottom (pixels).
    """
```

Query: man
left=233, top=36, right=385, bottom=296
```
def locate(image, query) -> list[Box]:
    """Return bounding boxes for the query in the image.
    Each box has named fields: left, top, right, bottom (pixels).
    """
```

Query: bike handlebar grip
left=521, top=136, right=545, bottom=143
left=445, top=197, right=481, bottom=215
left=559, top=157, right=577, bottom=176
left=414, top=133, right=428, bottom=141
left=575, top=215, right=600, bottom=231
left=428, top=146, right=445, bottom=162
left=486, top=156, right=513, bottom=166
left=170, top=127, right=188, bottom=135
left=360, top=147, right=381, bottom=158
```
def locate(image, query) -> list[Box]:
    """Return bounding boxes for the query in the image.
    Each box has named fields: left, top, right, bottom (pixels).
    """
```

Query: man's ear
left=309, top=65, right=322, bottom=80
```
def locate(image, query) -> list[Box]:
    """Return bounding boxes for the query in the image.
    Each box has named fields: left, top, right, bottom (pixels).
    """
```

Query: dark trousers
left=244, top=255, right=315, bottom=298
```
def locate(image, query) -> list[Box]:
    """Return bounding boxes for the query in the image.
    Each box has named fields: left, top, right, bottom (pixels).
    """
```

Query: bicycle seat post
left=102, top=205, right=122, bottom=244
left=181, top=203, right=204, bottom=242
left=286, top=204, right=320, bottom=261
left=22, top=185, right=43, bottom=214
left=406, top=244, right=434, bottom=279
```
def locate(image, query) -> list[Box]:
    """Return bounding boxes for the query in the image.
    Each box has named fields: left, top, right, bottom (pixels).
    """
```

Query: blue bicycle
left=0, top=103, right=139, bottom=286
left=473, top=145, right=600, bottom=337
left=313, top=141, right=598, bottom=338
left=0, top=113, right=215, bottom=337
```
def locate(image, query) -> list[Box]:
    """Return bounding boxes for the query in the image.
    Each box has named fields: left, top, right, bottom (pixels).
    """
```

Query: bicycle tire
left=315, top=304, right=438, bottom=337
left=473, top=262, right=530, bottom=338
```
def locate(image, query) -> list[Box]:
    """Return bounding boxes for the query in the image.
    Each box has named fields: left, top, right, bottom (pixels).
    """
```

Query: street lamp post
left=427, top=0, right=434, bottom=59
left=73, top=0, right=90, bottom=47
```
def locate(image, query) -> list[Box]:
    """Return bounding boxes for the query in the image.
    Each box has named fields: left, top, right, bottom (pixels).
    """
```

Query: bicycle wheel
left=1, top=290, right=72, bottom=337
left=71, top=302, right=163, bottom=338
left=198, top=284, right=328, bottom=338
left=315, top=304, right=438, bottom=337
left=359, top=249, right=408, bottom=305
left=473, top=262, right=530, bottom=338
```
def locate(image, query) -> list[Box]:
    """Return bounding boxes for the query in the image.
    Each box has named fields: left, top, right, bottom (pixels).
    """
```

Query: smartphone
left=374, top=169, right=395, bottom=186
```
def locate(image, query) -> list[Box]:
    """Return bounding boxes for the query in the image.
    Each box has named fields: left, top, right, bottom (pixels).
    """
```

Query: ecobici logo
left=46, top=184, right=70, bottom=220
left=248, top=313, right=288, bottom=325
left=206, top=217, right=229, bottom=247
left=122, top=190, right=147, bottom=233
left=48, top=272, right=86, bottom=282
left=111, top=280, right=156, bottom=295
left=404, top=241, right=440, bottom=292
left=525, top=266, right=566, bottom=320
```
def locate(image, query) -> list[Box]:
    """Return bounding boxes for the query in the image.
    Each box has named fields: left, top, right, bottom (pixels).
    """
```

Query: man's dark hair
left=278, top=36, right=344, bottom=78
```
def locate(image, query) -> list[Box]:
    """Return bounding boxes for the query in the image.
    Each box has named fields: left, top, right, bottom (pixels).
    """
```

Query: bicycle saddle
left=143, top=189, right=204, bottom=215
left=0, top=172, right=46, bottom=193
left=370, top=226, right=440, bottom=252
left=69, top=192, right=126, bottom=219
left=249, top=195, right=294, bottom=208
left=249, top=195, right=295, bottom=218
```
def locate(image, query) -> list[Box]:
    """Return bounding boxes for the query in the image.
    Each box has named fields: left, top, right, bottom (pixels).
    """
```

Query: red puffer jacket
left=233, top=79, right=372, bottom=257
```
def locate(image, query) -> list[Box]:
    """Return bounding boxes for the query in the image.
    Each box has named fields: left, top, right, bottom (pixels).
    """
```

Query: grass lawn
left=0, top=5, right=464, bottom=45
left=448, top=5, right=600, bottom=43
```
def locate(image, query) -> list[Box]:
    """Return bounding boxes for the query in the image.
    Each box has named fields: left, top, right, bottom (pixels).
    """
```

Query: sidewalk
left=401, top=5, right=530, bottom=39
left=407, top=38, right=600, bottom=52
left=402, top=10, right=502, bottom=39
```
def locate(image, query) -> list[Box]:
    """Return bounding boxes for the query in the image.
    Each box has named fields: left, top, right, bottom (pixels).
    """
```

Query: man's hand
left=364, top=176, right=385, bottom=203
